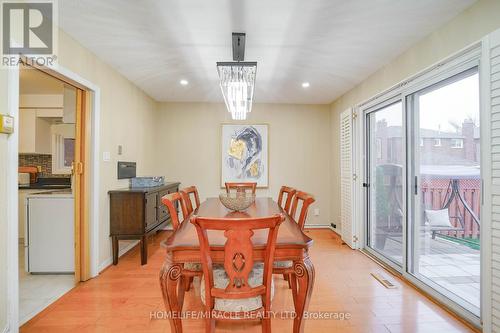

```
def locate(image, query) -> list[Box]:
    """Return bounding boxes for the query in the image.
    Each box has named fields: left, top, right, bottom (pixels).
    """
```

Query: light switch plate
left=314, top=208, right=320, bottom=216
left=0, top=114, right=14, bottom=134
left=103, top=151, right=111, bottom=162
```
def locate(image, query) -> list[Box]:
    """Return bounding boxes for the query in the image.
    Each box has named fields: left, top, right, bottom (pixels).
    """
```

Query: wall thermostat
left=0, top=114, right=14, bottom=134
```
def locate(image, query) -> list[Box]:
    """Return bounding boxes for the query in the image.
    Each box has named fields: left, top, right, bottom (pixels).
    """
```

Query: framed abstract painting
left=221, top=124, right=269, bottom=188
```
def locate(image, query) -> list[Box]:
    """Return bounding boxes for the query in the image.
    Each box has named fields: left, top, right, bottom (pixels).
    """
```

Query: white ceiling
left=59, top=0, right=476, bottom=104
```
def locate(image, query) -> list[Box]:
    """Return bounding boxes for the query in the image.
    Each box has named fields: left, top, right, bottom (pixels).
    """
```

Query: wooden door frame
left=74, top=88, right=90, bottom=282
left=7, top=56, right=102, bottom=329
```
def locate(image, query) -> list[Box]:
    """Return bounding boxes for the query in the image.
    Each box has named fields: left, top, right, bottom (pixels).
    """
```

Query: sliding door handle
left=362, top=183, right=370, bottom=188
left=414, top=176, right=418, bottom=195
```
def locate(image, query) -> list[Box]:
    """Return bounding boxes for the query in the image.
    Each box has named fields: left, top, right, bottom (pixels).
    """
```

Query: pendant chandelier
left=216, top=33, right=257, bottom=120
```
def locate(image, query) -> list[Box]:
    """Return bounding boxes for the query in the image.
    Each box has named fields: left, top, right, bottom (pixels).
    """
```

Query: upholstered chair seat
left=201, top=263, right=275, bottom=312
left=184, top=262, right=203, bottom=271
left=273, top=260, right=293, bottom=269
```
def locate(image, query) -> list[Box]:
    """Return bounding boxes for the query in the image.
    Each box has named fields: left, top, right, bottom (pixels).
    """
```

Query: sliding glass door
left=408, top=68, right=481, bottom=316
left=363, top=64, right=481, bottom=320
left=366, top=101, right=404, bottom=267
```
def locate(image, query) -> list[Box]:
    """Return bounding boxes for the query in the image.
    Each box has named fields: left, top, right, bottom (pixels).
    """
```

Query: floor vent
left=371, top=273, right=397, bottom=289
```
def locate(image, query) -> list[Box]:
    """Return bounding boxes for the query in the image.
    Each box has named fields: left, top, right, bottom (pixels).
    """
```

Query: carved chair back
left=191, top=214, right=284, bottom=310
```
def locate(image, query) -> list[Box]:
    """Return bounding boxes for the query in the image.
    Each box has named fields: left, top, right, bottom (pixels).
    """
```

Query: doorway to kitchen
left=17, top=63, right=90, bottom=325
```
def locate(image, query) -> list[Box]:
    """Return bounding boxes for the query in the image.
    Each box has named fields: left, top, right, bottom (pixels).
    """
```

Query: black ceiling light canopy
left=232, top=32, right=246, bottom=61
left=216, top=32, right=257, bottom=120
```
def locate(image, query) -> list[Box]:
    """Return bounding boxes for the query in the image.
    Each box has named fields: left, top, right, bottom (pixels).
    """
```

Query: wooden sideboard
left=109, top=182, right=180, bottom=265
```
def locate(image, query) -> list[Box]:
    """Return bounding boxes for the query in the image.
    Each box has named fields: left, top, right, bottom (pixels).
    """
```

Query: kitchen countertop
left=19, top=184, right=72, bottom=190
left=27, top=190, right=73, bottom=198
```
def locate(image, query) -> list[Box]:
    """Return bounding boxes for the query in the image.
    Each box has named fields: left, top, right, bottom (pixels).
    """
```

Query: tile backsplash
left=19, top=154, right=71, bottom=178
left=19, top=154, right=53, bottom=174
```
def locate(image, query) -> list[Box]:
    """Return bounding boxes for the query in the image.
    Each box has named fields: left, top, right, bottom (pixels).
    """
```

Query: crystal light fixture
left=216, top=32, right=257, bottom=120
left=216, top=62, right=257, bottom=120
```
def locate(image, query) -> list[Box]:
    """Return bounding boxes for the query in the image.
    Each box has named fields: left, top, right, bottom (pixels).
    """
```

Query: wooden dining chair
left=289, top=191, right=316, bottom=230
left=180, top=185, right=201, bottom=215
left=274, top=191, right=315, bottom=289
left=225, top=182, right=257, bottom=195
left=161, top=192, right=202, bottom=291
left=161, top=192, right=188, bottom=231
left=191, top=213, right=285, bottom=333
left=277, top=186, right=296, bottom=215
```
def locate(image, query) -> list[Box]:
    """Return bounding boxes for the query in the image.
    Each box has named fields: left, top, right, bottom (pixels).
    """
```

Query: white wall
left=55, top=30, right=159, bottom=266
left=155, top=102, right=332, bottom=226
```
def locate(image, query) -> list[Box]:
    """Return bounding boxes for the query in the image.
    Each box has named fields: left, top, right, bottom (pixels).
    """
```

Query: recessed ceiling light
left=180, top=79, right=189, bottom=86
left=302, top=82, right=310, bottom=88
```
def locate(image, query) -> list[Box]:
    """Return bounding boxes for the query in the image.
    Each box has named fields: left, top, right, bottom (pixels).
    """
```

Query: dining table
left=159, top=197, right=315, bottom=333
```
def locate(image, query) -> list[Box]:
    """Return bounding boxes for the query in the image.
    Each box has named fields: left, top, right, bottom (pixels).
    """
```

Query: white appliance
left=25, top=191, right=74, bottom=273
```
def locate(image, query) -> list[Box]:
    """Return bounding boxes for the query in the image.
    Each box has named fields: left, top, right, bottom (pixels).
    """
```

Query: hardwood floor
left=21, top=230, right=477, bottom=333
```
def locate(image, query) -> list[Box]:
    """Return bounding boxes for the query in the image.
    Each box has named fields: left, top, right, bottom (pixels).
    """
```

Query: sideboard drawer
left=157, top=190, right=170, bottom=222
left=145, top=193, right=157, bottom=230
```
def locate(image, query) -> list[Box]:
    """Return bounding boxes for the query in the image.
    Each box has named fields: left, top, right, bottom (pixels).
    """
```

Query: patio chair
left=423, top=178, right=480, bottom=239
left=424, top=208, right=465, bottom=239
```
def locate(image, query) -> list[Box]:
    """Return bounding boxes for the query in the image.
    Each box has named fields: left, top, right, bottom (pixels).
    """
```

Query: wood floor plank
left=20, top=230, right=477, bottom=332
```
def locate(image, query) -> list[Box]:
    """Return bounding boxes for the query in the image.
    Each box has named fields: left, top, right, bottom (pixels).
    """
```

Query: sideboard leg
left=140, top=235, right=148, bottom=265
left=112, top=236, right=118, bottom=265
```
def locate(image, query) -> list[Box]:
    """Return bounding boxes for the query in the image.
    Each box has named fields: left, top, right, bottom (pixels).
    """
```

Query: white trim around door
left=6, top=58, right=101, bottom=333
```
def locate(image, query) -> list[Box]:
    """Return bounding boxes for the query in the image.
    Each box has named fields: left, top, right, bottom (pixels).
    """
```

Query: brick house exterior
left=375, top=119, right=479, bottom=166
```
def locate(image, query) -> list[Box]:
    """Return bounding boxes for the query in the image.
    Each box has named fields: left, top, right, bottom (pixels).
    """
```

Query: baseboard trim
left=330, top=228, right=342, bottom=237
left=304, top=224, right=336, bottom=232
left=98, top=240, right=140, bottom=273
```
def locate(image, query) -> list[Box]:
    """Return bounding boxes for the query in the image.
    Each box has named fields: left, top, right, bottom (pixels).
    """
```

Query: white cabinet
left=36, top=108, right=63, bottom=118
left=19, top=108, right=61, bottom=154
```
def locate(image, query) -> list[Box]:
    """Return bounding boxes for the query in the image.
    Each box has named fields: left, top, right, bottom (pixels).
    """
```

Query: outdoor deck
left=380, top=234, right=480, bottom=309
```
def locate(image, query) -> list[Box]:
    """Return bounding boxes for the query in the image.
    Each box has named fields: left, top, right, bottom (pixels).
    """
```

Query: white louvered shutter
left=340, top=108, right=357, bottom=249
left=489, top=28, right=500, bottom=333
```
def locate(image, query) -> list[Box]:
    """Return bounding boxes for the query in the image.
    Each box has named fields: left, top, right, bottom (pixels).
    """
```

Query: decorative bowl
left=219, top=193, right=255, bottom=211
